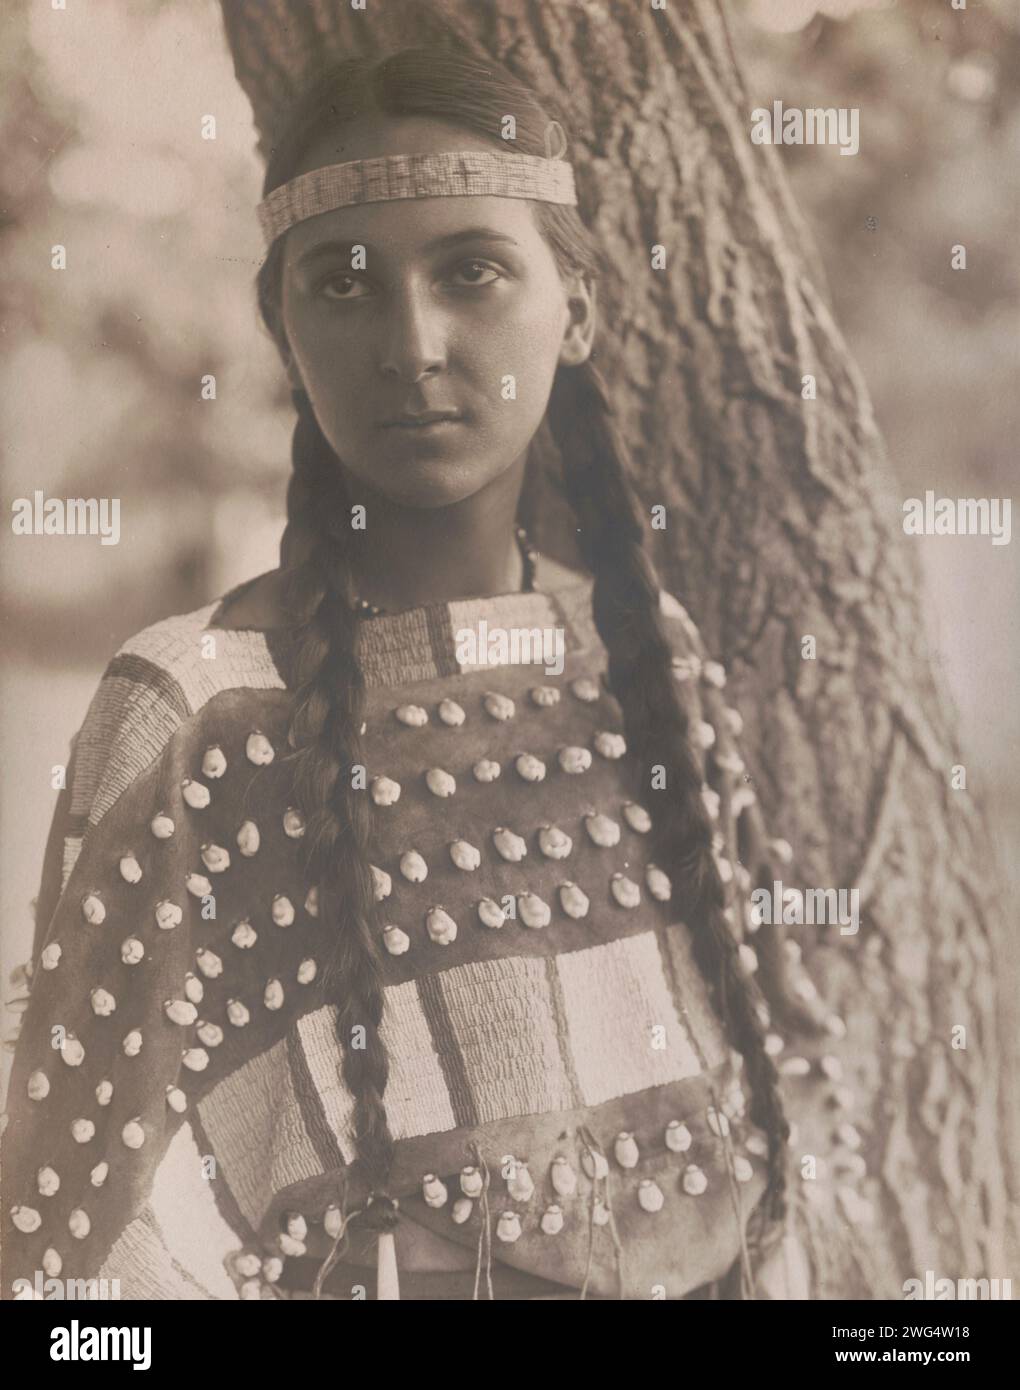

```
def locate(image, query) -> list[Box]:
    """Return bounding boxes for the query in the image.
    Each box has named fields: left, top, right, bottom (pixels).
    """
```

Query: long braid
left=277, top=388, right=397, bottom=1223
left=546, top=360, right=790, bottom=1240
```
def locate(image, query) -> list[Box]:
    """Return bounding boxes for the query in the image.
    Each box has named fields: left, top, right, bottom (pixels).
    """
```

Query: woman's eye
left=449, top=259, right=502, bottom=287
left=319, top=274, right=368, bottom=301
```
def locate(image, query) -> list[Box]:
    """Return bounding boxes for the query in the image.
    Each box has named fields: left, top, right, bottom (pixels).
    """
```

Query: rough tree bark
left=220, top=0, right=1014, bottom=1299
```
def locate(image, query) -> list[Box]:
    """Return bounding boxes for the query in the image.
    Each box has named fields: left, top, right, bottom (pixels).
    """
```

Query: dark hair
left=254, top=45, right=788, bottom=1270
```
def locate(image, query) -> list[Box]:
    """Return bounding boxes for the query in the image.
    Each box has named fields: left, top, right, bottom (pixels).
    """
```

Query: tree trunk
left=220, top=0, right=1013, bottom=1299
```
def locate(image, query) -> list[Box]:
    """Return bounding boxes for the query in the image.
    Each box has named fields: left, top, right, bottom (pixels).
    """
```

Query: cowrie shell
left=477, top=898, right=507, bottom=929
left=201, top=844, right=230, bottom=873
left=154, top=901, right=183, bottom=931
left=540, top=1205, right=564, bottom=1235
left=197, top=1021, right=223, bottom=1047
left=371, top=776, right=401, bottom=806
left=68, top=1209, right=91, bottom=1239
left=514, top=753, right=546, bottom=783
left=382, top=925, right=410, bottom=956
left=594, top=731, right=626, bottom=759
left=237, top=821, right=261, bottom=856
left=581, top=1149, right=609, bottom=1180
left=182, top=778, right=211, bottom=809
left=371, top=865, right=392, bottom=901
left=611, top=873, right=641, bottom=908
left=530, top=685, right=560, bottom=707
left=438, top=699, right=465, bottom=726
left=665, top=1120, right=692, bottom=1153
left=622, top=802, right=652, bottom=834
left=231, top=919, right=257, bottom=949
left=245, top=732, right=274, bottom=765
left=646, top=865, right=672, bottom=901
left=119, top=855, right=142, bottom=883
left=492, top=827, right=527, bottom=862
left=559, top=882, right=590, bottom=919
left=538, top=825, right=572, bottom=859
left=558, top=745, right=592, bottom=774
left=570, top=676, right=600, bottom=702
left=202, top=745, right=227, bottom=778
left=426, top=907, right=457, bottom=946
left=483, top=692, right=515, bottom=721
left=584, top=813, right=620, bottom=848
left=507, top=1164, right=534, bottom=1202
left=395, top=704, right=428, bottom=727
left=122, top=1119, right=146, bottom=1150
left=271, top=895, right=295, bottom=927
left=37, top=1166, right=60, bottom=1196
left=460, top=1167, right=484, bottom=1198
left=550, top=1156, right=577, bottom=1196
left=425, top=768, right=456, bottom=798
left=496, top=1212, right=522, bottom=1243
left=195, top=948, right=222, bottom=978
left=81, top=894, right=105, bottom=926
left=614, top=1132, right=639, bottom=1168
left=518, top=892, right=551, bottom=929
left=422, top=1174, right=448, bottom=1208
left=449, top=839, right=480, bottom=871
left=682, top=1165, right=708, bottom=1196
left=638, top=1179, right=665, bottom=1213
left=91, top=988, right=116, bottom=1016
left=164, top=999, right=197, bottom=1027
left=399, top=851, right=427, bottom=883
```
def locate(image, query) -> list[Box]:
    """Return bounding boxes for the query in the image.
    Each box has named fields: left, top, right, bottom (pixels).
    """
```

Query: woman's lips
left=380, top=411, right=465, bottom=430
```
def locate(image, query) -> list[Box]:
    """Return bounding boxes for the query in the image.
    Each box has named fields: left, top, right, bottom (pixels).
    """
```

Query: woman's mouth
left=380, top=410, right=465, bottom=431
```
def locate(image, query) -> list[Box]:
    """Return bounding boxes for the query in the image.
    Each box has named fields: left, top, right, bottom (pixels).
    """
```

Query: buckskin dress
left=3, top=553, right=810, bottom=1301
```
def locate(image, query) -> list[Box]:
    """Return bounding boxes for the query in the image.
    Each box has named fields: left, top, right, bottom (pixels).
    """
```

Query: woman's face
left=278, top=115, right=595, bottom=510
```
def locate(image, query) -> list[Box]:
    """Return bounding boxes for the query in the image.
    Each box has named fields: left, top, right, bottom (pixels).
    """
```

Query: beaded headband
left=257, top=124, right=577, bottom=248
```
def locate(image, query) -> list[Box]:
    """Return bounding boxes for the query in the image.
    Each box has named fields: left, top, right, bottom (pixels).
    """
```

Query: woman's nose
left=377, top=286, right=448, bottom=382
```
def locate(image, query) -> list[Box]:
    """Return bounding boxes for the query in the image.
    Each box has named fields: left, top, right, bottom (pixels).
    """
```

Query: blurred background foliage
left=1, top=0, right=1017, bottom=996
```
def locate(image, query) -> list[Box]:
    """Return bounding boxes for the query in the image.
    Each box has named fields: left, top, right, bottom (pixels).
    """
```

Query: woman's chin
left=352, top=452, right=504, bottom=510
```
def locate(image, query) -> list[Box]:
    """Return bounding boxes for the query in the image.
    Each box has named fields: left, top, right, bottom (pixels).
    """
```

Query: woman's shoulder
left=71, top=579, right=288, bottom=826
left=105, top=572, right=287, bottom=684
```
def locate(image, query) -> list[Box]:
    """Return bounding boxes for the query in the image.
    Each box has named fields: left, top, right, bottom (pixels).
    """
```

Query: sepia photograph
left=1, top=0, right=1016, bottom=1340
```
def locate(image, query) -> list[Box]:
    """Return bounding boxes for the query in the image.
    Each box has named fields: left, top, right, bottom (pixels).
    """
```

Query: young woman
left=3, top=47, right=832, bottom=1301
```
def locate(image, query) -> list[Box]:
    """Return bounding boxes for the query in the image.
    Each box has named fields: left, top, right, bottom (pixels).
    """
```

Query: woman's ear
left=558, top=274, right=597, bottom=368
left=282, top=346, right=304, bottom=393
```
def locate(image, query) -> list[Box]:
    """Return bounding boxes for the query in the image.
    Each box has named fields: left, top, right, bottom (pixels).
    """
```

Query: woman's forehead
left=282, top=193, right=543, bottom=267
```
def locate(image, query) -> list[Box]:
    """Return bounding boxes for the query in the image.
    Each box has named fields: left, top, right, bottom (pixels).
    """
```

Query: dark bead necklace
left=352, top=524, right=539, bottom=618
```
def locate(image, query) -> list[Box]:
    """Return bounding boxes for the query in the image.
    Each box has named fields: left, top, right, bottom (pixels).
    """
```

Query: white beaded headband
left=257, top=124, right=577, bottom=249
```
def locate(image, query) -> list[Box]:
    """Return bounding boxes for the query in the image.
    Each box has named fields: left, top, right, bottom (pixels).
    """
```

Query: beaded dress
left=4, top=553, right=798, bottom=1301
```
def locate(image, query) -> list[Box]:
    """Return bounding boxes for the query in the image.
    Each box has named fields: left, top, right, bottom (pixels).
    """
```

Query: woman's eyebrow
left=295, top=228, right=520, bottom=269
